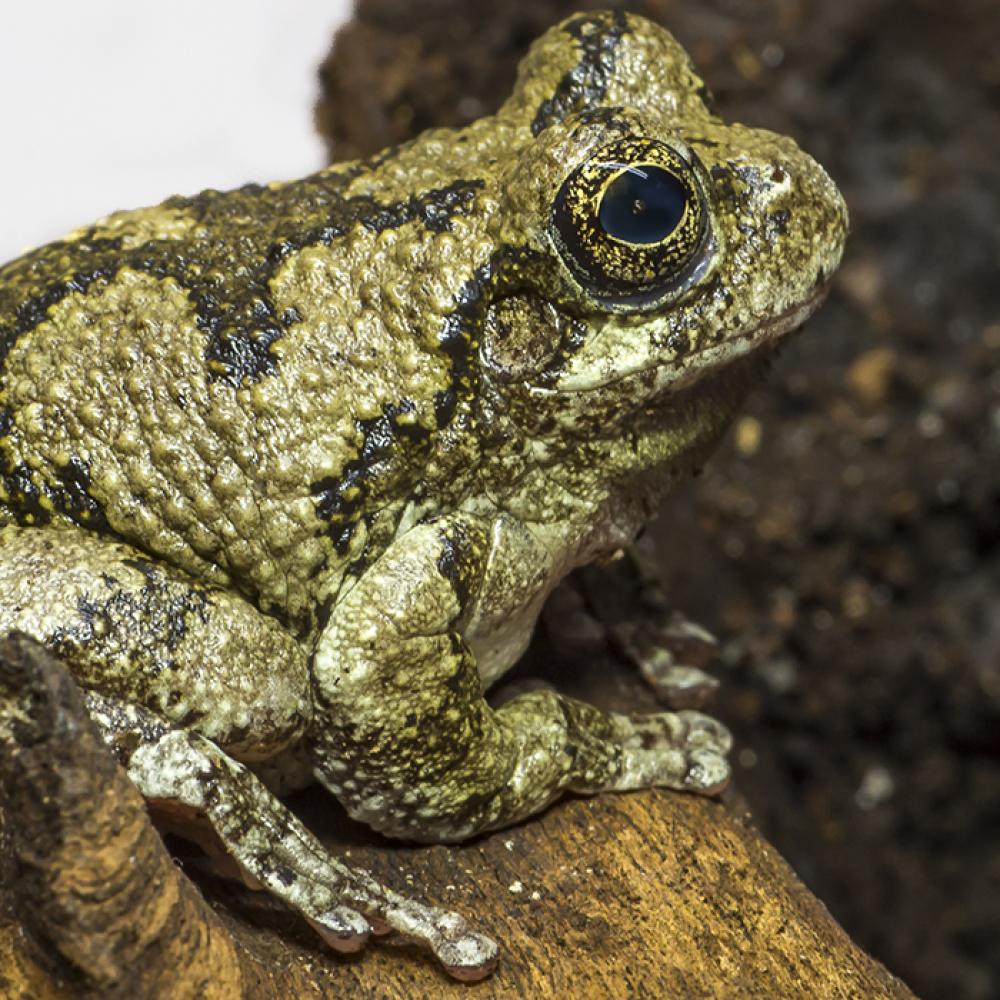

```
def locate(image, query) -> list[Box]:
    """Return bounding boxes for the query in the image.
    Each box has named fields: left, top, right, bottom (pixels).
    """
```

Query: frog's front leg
left=312, top=514, right=732, bottom=842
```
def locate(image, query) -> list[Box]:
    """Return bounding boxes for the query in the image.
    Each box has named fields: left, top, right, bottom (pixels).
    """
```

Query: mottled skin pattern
left=0, top=12, right=846, bottom=980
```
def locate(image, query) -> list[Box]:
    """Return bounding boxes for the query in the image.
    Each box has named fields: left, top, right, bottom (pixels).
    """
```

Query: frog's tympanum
left=0, top=12, right=846, bottom=979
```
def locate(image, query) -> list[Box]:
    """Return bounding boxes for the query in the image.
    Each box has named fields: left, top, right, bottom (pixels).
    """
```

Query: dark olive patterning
left=0, top=12, right=847, bottom=981
left=0, top=174, right=488, bottom=388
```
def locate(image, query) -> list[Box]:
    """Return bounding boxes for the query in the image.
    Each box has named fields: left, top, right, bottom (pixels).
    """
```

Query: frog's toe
left=643, top=663, right=720, bottom=709
left=682, top=747, right=732, bottom=796
left=382, top=902, right=499, bottom=980
left=430, top=919, right=500, bottom=982
left=676, top=710, right=733, bottom=755
left=306, top=906, right=372, bottom=953
left=617, top=709, right=732, bottom=756
left=613, top=709, right=733, bottom=795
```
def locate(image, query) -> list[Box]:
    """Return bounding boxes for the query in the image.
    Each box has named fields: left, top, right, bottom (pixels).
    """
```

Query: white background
left=0, top=1, right=352, bottom=263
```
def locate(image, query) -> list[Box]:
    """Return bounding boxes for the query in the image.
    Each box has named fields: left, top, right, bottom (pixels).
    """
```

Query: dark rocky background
left=317, top=2, right=1000, bottom=998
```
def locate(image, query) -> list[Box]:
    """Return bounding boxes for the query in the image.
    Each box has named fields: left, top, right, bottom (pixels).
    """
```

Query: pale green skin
left=0, top=12, right=846, bottom=979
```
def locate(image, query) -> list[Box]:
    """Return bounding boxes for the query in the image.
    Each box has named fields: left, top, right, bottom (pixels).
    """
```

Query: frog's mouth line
left=548, top=283, right=830, bottom=395
left=654, top=282, right=830, bottom=383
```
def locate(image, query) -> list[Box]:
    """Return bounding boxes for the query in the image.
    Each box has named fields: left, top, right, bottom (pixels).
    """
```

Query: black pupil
left=598, top=165, right=687, bottom=244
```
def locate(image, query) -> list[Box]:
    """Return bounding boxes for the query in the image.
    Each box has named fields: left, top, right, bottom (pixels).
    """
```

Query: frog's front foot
left=608, top=708, right=733, bottom=795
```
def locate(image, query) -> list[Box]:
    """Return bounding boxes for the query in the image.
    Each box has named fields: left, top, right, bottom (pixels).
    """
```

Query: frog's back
left=0, top=136, right=498, bottom=630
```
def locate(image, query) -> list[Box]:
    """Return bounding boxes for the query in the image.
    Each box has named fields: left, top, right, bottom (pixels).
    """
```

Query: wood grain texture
left=0, top=634, right=915, bottom=999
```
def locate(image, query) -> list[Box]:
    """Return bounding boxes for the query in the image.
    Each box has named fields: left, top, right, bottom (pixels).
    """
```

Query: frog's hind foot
left=0, top=632, right=498, bottom=983
left=85, top=690, right=499, bottom=981
left=544, top=555, right=723, bottom=711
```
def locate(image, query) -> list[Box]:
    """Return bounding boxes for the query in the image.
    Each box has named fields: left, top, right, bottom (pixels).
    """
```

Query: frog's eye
left=551, top=138, right=709, bottom=305
left=598, top=165, right=688, bottom=244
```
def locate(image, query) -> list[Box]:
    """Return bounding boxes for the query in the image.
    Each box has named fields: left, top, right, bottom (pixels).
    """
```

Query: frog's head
left=477, top=12, right=847, bottom=485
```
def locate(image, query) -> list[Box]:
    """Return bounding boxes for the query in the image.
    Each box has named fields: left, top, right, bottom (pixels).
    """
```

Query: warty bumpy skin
left=0, top=10, right=847, bottom=980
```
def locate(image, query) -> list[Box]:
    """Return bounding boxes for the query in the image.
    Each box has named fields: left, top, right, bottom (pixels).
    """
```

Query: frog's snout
left=753, top=144, right=849, bottom=316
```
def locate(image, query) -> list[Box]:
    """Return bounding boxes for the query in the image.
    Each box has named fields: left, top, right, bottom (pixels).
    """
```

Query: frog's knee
left=0, top=524, right=311, bottom=759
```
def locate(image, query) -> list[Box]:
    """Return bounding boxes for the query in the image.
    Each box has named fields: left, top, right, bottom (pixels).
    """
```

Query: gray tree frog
left=0, top=11, right=846, bottom=980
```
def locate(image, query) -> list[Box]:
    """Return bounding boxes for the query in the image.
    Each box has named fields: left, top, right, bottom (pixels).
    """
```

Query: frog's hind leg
left=0, top=524, right=498, bottom=980
left=0, top=522, right=313, bottom=762
left=83, top=692, right=498, bottom=981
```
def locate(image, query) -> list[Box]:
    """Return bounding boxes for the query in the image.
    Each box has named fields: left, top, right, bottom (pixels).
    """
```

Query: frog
left=0, top=10, right=846, bottom=981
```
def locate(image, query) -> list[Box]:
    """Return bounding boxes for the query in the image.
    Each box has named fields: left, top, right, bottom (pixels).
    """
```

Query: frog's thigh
left=311, top=515, right=733, bottom=843
left=0, top=524, right=309, bottom=759
left=78, top=691, right=497, bottom=979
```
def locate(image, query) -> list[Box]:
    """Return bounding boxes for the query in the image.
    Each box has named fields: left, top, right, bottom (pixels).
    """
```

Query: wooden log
left=0, top=633, right=914, bottom=998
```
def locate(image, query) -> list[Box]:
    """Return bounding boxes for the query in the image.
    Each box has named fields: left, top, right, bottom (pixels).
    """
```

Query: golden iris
left=552, top=138, right=707, bottom=303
